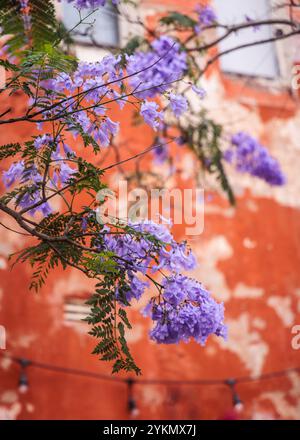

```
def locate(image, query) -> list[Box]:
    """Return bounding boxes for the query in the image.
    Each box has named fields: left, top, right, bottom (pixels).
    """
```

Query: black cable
left=1, top=351, right=299, bottom=386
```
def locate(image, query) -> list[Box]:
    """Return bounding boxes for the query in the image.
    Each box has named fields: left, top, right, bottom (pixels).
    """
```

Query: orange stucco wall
left=0, top=0, right=300, bottom=420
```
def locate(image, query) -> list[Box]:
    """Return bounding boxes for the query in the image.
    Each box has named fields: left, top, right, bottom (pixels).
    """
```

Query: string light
left=1, top=352, right=299, bottom=410
left=127, top=378, right=139, bottom=418
left=225, top=379, right=244, bottom=413
left=18, top=358, right=31, bottom=394
left=1, top=352, right=299, bottom=386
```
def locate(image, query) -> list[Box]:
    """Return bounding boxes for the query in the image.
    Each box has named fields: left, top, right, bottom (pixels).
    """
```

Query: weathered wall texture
left=0, top=0, right=300, bottom=420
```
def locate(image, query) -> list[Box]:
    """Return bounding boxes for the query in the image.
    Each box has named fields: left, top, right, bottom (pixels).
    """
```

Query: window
left=61, top=1, right=119, bottom=47
left=213, top=0, right=279, bottom=78
left=64, top=298, right=89, bottom=322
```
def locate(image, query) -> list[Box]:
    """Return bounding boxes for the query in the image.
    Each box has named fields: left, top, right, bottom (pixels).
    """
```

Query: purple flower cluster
left=19, top=0, right=29, bottom=9
left=46, top=43, right=189, bottom=135
left=103, top=220, right=176, bottom=276
left=148, top=275, right=227, bottom=345
left=34, top=135, right=76, bottom=187
left=3, top=160, right=52, bottom=216
left=3, top=162, right=25, bottom=188
left=2, top=135, right=77, bottom=216
left=45, top=57, right=124, bottom=145
left=103, top=219, right=195, bottom=280
left=1, top=0, right=227, bottom=355
left=102, top=219, right=226, bottom=346
left=224, top=132, right=286, bottom=186
left=102, top=221, right=172, bottom=304
left=18, top=187, right=52, bottom=217
left=127, top=36, right=187, bottom=99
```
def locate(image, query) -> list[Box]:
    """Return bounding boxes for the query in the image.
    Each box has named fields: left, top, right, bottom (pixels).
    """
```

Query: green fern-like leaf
left=0, top=143, right=21, bottom=160
left=0, top=0, right=57, bottom=52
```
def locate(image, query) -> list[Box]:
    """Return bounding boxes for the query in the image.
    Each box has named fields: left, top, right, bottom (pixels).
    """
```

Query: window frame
left=212, top=0, right=296, bottom=91
left=56, top=0, right=121, bottom=51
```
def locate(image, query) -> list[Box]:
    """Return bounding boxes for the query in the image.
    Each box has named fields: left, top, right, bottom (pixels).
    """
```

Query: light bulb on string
left=232, top=391, right=244, bottom=413
left=225, top=378, right=244, bottom=413
left=18, top=359, right=30, bottom=394
left=127, top=378, right=139, bottom=418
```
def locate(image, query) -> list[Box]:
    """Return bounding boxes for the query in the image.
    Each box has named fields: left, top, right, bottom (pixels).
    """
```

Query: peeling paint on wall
left=192, top=236, right=233, bottom=302
left=267, top=296, right=295, bottom=327
left=233, top=283, right=264, bottom=299
left=218, top=313, right=269, bottom=376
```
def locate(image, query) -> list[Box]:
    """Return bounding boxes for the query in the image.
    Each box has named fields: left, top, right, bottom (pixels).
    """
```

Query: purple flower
left=17, top=189, right=52, bottom=217
left=169, top=94, right=188, bottom=117
left=45, top=35, right=186, bottom=143
left=116, top=273, right=149, bottom=304
left=140, top=101, right=163, bottom=130
left=195, top=4, right=217, bottom=32
left=97, top=117, right=119, bottom=147
left=224, top=132, right=286, bottom=186
left=127, top=36, right=187, bottom=99
left=152, top=241, right=196, bottom=273
left=175, top=136, right=187, bottom=146
left=103, top=219, right=175, bottom=276
left=34, top=134, right=53, bottom=150
left=82, top=217, right=88, bottom=231
left=92, top=118, right=119, bottom=147
left=148, top=276, right=226, bottom=345
left=192, top=84, right=206, bottom=99
left=53, top=162, right=76, bottom=185
left=153, top=143, right=169, bottom=164
left=100, top=217, right=226, bottom=347
left=128, top=219, right=173, bottom=243
left=25, top=165, right=43, bottom=184
left=161, top=275, right=187, bottom=306
left=2, top=161, right=25, bottom=187
left=46, top=54, right=123, bottom=144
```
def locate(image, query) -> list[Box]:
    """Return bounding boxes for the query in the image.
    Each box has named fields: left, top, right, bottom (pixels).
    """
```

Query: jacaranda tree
left=0, top=0, right=298, bottom=373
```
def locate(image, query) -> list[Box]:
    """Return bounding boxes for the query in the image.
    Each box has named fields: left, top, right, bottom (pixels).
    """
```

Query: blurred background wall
left=0, top=0, right=300, bottom=420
